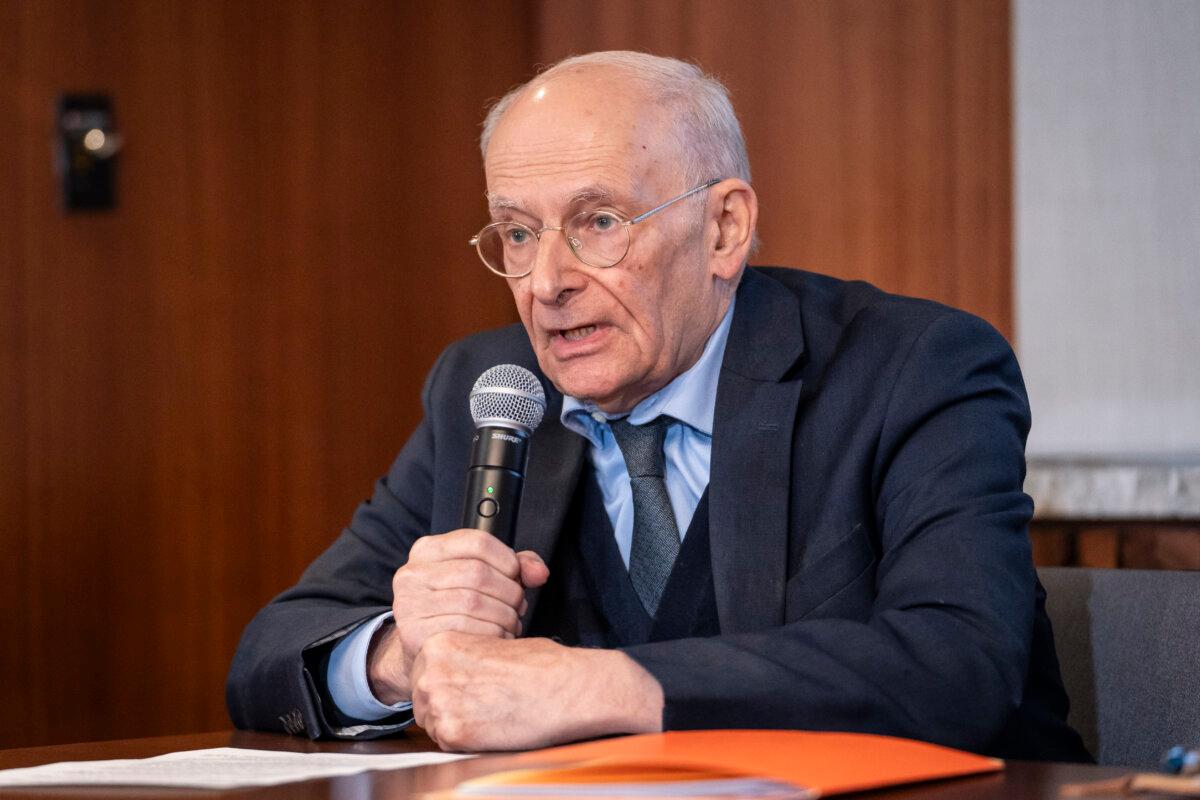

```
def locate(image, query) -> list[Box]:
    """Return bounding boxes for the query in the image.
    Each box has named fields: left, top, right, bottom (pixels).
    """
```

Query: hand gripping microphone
left=461, top=364, right=547, bottom=541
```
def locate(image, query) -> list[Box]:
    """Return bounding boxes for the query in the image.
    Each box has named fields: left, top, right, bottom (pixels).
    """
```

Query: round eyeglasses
left=469, top=179, right=720, bottom=278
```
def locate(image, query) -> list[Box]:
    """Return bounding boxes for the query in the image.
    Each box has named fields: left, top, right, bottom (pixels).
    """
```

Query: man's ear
left=706, top=179, right=758, bottom=281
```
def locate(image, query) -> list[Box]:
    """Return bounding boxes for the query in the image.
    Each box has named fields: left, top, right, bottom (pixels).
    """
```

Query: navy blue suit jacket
left=227, top=267, right=1089, bottom=760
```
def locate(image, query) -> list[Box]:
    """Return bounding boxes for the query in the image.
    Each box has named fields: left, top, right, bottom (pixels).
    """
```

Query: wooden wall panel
left=534, top=0, right=1013, bottom=337
left=1032, top=523, right=1200, bottom=571
left=0, top=0, right=526, bottom=748
left=0, top=0, right=29, bottom=752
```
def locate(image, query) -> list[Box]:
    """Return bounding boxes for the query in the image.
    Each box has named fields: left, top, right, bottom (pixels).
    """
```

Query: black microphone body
left=459, top=364, right=546, bottom=543
left=461, top=425, right=530, bottom=540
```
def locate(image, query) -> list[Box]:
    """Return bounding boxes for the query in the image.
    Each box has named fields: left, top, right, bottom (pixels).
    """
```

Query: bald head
left=485, top=67, right=682, bottom=208
left=481, top=51, right=751, bottom=190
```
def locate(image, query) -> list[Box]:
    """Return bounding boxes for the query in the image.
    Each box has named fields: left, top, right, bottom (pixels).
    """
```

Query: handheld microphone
left=461, top=364, right=546, bottom=541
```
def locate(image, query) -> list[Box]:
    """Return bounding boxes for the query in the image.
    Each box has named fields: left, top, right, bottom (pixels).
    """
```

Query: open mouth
left=560, top=325, right=597, bottom=342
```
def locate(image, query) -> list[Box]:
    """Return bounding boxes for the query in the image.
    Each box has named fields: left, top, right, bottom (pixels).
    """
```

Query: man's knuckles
left=413, top=685, right=480, bottom=752
left=391, top=562, right=436, bottom=597
left=408, top=529, right=492, bottom=563
left=436, top=529, right=518, bottom=573
left=455, top=558, right=494, bottom=589
left=394, top=545, right=527, bottom=610
left=458, top=587, right=496, bottom=618
left=431, top=717, right=477, bottom=753
left=407, top=534, right=437, bottom=561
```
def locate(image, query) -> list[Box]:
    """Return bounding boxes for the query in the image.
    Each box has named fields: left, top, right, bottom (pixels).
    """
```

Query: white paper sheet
left=0, top=746, right=474, bottom=789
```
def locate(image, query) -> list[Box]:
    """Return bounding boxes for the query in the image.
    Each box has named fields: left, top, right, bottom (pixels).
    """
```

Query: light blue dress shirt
left=326, top=299, right=736, bottom=723
left=558, top=297, right=734, bottom=567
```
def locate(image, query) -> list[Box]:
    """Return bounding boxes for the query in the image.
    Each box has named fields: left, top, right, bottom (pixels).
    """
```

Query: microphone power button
left=477, top=498, right=499, bottom=518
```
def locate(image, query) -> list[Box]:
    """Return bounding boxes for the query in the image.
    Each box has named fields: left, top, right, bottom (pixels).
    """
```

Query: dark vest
left=528, top=471, right=720, bottom=647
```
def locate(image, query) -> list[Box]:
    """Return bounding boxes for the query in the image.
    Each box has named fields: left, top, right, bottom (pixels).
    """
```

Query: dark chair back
left=1039, top=566, right=1200, bottom=768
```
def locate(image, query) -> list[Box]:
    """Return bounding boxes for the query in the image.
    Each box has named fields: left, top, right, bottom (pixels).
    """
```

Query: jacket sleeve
left=623, top=311, right=1038, bottom=754
left=225, top=348, right=451, bottom=739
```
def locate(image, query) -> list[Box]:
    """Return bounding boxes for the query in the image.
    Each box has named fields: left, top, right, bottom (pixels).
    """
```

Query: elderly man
left=227, top=51, right=1089, bottom=761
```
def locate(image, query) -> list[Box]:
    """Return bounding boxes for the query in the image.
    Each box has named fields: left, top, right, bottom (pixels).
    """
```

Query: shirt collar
left=560, top=297, right=736, bottom=446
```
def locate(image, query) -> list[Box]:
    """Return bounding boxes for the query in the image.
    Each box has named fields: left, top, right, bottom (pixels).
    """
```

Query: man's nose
left=528, top=229, right=586, bottom=305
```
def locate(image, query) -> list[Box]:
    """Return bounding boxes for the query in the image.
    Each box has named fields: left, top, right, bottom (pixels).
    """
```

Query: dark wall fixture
left=57, top=93, right=120, bottom=211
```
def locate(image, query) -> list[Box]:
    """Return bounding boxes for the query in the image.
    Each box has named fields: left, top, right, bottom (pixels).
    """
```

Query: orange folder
left=456, top=730, right=1003, bottom=798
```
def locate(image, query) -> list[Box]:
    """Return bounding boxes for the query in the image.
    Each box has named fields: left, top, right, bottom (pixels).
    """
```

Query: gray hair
left=480, top=51, right=752, bottom=188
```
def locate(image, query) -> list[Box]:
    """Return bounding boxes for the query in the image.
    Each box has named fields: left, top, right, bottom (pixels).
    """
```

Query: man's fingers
left=417, top=558, right=526, bottom=609
left=516, top=550, right=550, bottom=588
left=408, top=529, right=521, bottom=578
left=393, top=533, right=533, bottom=678
left=427, top=588, right=521, bottom=634
left=420, top=616, right=512, bottom=641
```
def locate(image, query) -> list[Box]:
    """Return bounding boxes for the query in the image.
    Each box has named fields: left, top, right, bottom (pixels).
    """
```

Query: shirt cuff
left=326, top=611, right=414, bottom=721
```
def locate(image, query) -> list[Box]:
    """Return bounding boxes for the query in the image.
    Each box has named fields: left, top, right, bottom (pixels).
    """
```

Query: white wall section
left=1015, top=0, right=1200, bottom=457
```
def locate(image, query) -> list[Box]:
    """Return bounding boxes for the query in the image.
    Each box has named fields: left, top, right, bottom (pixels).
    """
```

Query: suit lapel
left=710, top=269, right=806, bottom=633
left=514, top=386, right=586, bottom=626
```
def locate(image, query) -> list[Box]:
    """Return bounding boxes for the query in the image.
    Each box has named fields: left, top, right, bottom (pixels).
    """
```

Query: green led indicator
left=486, top=486, right=494, bottom=494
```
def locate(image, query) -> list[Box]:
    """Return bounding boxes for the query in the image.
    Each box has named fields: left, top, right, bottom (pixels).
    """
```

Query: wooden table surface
left=0, top=730, right=1147, bottom=800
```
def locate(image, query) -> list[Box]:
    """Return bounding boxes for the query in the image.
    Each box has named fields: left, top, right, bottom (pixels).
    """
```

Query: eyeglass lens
left=476, top=210, right=630, bottom=275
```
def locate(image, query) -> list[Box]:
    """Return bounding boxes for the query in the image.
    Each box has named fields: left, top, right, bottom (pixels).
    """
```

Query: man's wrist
left=605, top=649, right=664, bottom=734
left=568, top=647, right=664, bottom=737
left=367, top=619, right=412, bottom=704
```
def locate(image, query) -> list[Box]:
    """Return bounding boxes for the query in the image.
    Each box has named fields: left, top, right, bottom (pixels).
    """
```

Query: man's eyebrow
left=567, top=185, right=618, bottom=205
left=487, top=194, right=520, bottom=212
left=485, top=184, right=628, bottom=215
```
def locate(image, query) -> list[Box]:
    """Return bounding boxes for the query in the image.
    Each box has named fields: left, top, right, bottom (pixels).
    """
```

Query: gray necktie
left=609, top=416, right=681, bottom=617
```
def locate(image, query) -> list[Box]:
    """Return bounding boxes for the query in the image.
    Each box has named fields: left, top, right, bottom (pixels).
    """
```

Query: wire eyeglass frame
left=468, top=178, right=721, bottom=278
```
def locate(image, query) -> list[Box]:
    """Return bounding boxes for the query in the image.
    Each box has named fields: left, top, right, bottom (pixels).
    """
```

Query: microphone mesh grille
left=469, top=364, right=547, bottom=433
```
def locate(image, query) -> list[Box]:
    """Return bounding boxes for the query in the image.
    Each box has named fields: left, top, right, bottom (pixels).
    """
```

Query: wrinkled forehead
left=484, top=71, right=684, bottom=214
